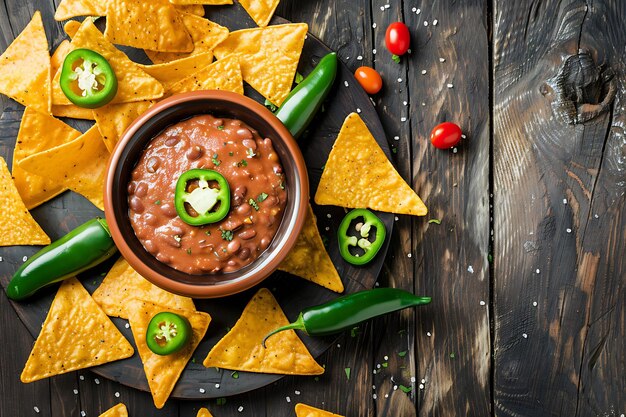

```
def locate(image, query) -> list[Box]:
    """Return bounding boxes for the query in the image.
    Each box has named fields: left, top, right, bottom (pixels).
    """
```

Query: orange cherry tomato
left=430, top=122, right=463, bottom=149
left=354, top=66, right=383, bottom=94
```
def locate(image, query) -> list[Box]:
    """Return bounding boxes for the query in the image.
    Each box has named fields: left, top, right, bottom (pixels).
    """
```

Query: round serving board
left=0, top=6, right=394, bottom=399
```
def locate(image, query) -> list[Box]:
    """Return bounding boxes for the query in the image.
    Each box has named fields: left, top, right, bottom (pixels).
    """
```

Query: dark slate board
left=0, top=10, right=394, bottom=399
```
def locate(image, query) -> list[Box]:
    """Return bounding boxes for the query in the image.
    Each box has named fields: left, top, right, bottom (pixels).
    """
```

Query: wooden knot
left=540, top=49, right=616, bottom=124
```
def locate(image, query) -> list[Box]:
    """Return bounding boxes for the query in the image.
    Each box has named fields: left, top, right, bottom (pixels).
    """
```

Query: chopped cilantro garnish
left=398, top=351, right=408, bottom=357
left=237, top=159, right=248, bottom=167
left=191, top=357, right=196, bottom=363
left=399, top=385, right=412, bottom=393
left=249, top=198, right=260, bottom=211
left=154, top=200, right=161, bottom=205
left=217, top=125, right=225, bottom=130
left=321, top=235, right=329, bottom=248
left=220, top=228, right=234, bottom=241
left=392, top=54, right=401, bottom=64
left=231, top=371, right=239, bottom=379
left=264, top=99, right=277, bottom=112
left=205, top=230, right=211, bottom=236
left=186, top=248, right=192, bottom=255
left=382, top=362, right=388, bottom=368
left=392, top=147, right=398, bottom=154
left=212, top=153, right=221, bottom=166
left=295, top=71, right=304, bottom=84
left=246, top=148, right=256, bottom=157
left=488, top=253, right=493, bottom=263
left=228, top=151, right=234, bottom=156
left=350, top=326, right=360, bottom=338
left=398, top=329, right=407, bottom=335
left=450, top=353, right=456, bottom=359
left=314, top=377, right=320, bottom=382
left=279, top=181, right=285, bottom=190
left=257, top=192, right=268, bottom=202
left=216, top=398, right=226, bottom=406
left=428, top=219, right=441, bottom=224
left=344, top=367, right=351, bottom=380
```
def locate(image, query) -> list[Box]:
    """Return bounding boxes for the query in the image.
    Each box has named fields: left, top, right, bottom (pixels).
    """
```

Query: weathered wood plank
left=493, top=0, right=625, bottom=416
left=405, top=1, right=491, bottom=416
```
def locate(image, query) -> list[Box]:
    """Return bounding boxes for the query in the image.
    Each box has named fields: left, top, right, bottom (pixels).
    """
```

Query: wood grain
left=493, top=1, right=625, bottom=416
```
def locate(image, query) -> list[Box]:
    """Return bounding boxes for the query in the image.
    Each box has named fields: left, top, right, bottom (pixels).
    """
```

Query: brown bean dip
left=128, top=114, right=287, bottom=274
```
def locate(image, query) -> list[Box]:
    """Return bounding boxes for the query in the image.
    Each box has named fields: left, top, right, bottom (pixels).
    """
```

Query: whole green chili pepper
left=275, top=52, right=338, bottom=138
left=6, top=218, right=117, bottom=301
left=263, top=288, right=431, bottom=346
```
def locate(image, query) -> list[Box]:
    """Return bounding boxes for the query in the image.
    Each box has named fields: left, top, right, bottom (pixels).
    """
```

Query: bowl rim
left=104, top=90, right=309, bottom=298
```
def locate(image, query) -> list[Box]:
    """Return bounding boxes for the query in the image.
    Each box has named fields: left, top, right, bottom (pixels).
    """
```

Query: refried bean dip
left=128, top=114, right=287, bottom=274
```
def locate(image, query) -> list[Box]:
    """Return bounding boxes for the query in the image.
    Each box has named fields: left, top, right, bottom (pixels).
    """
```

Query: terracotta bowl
left=104, top=91, right=309, bottom=298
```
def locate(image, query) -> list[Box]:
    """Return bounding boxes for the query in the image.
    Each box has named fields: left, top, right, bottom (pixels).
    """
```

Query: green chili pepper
left=174, top=169, right=230, bottom=226
left=146, top=312, right=192, bottom=356
left=263, top=288, right=431, bottom=346
left=337, top=208, right=386, bottom=266
left=6, top=218, right=117, bottom=301
left=275, top=52, right=338, bottom=138
left=59, top=48, right=118, bottom=109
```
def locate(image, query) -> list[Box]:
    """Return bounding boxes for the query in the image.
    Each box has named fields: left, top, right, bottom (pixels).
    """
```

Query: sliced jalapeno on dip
left=60, top=48, right=118, bottom=109
left=174, top=168, right=231, bottom=226
left=337, top=208, right=387, bottom=266
left=146, top=312, right=192, bottom=356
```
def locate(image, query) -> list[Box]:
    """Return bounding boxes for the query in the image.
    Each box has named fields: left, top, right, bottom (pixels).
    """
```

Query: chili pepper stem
left=262, top=313, right=306, bottom=348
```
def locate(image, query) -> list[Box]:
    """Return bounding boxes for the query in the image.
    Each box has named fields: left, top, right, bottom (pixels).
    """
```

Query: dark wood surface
left=0, top=1, right=624, bottom=417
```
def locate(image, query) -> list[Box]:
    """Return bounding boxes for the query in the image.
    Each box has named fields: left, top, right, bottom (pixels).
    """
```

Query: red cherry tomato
left=385, top=22, right=410, bottom=56
left=354, top=66, right=383, bottom=94
left=430, top=122, right=463, bottom=149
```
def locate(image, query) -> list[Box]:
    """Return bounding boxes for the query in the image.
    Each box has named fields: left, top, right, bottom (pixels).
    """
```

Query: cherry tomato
left=354, top=66, right=383, bottom=94
left=430, top=122, right=463, bottom=149
left=385, top=22, right=410, bottom=56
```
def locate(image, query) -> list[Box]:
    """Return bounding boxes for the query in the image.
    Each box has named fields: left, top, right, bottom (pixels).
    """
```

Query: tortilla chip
left=55, top=0, right=106, bottom=20
left=12, top=107, right=81, bottom=209
left=239, top=0, right=280, bottom=27
left=170, top=0, right=232, bottom=5
left=63, top=20, right=81, bottom=38
left=21, top=278, right=134, bottom=382
left=173, top=4, right=205, bottom=16
left=18, top=125, right=109, bottom=210
left=279, top=204, right=343, bottom=293
left=197, top=408, right=214, bottom=417
left=295, top=404, right=344, bottom=417
left=51, top=40, right=72, bottom=75
left=51, top=19, right=164, bottom=105
left=315, top=113, right=428, bottom=216
left=105, top=0, right=193, bottom=53
left=0, top=11, right=50, bottom=114
left=167, top=54, right=243, bottom=96
left=203, top=288, right=324, bottom=375
left=94, top=101, right=154, bottom=152
left=0, top=157, right=50, bottom=246
left=145, top=14, right=228, bottom=64
left=138, top=52, right=214, bottom=92
left=99, top=404, right=128, bottom=417
left=51, top=104, right=96, bottom=120
left=93, top=257, right=195, bottom=319
left=127, top=299, right=211, bottom=409
left=213, top=23, right=307, bottom=106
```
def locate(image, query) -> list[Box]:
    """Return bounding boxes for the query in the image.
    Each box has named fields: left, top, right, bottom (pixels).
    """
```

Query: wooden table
left=1, top=1, right=624, bottom=416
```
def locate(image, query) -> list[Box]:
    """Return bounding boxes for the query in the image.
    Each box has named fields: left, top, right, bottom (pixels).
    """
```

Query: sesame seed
left=357, top=55, right=363, bottom=60
left=412, top=7, right=417, bottom=11
left=407, top=253, right=412, bottom=258
left=416, top=8, right=421, bottom=14
left=125, top=323, right=130, bottom=329
left=453, top=147, right=458, bottom=153
left=563, top=198, right=567, bottom=204
left=426, top=332, right=432, bottom=337
left=376, top=363, right=381, bottom=369
left=336, top=343, right=341, bottom=348
left=536, top=269, right=540, bottom=274
left=479, top=300, right=486, bottom=306
left=79, top=375, right=85, bottom=381
left=373, top=370, right=377, bottom=374
left=393, top=385, right=398, bottom=391
left=73, top=389, right=79, bottom=395
left=410, top=376, right=416, bottom=382
left=468, top=265, right=474, bottom=273
left=238, top=406, right=244, bottom=412
left=373, top=49, right=377, bottom=55
left=385, top=394, right=389, bottom=398
left=401, top=117, right=407, bottom=122
left=0, top=256, right=3, bottom=261
left=424, top=21, right=429, bottom=26
left=384, top=355, right=389, bottom=360
left=421, top=102, right=426, bottom=106
left=397, top=78, right=403, bottom=83
left=34, top=406, right=40, bottom=413
left=372, top=385, right=376, bottom=390
left=22, top=256, right=28, bottom=262
left=295, top=390, right=301, bottom=395
left=114, top=392, right=120, bottom=398
left=533, top=302, right=538, bottom=307
left=594, top=214, right=599, bottom=218
left=344, top=80, right=349, bottom=87
left=522, top=333, right=528, bottom=339
left=447, top=83, right=454, bottom=88
left=199, top=388, right=206, bottom=393
left=393, top=136, right=400, bottom=141
left=215, top=383, right=220, bottom=388
left=286, top=396, right=291, bottom=403
left=419, top=384, right=425, bottom=389
left=461, top=134, right=467, bottom=139
left=81, top=412, right=86, bottom=417
left=433, top=19, right=439, bottom=25
left=326, top=213, right=332, bottom=218
left=421, top=70, right=427, bottom=75
left=380, top=6, right=385, bottom=11
left=94, top=378, right=100, bottom=385
left=372, top=23, right=377, bottom=28
left=325, top=226, right=329, bottom=231
left=566, top=228, right=572, bottom=233
left=421, top=378, right=426, bottom=383
left=394, top=216, right=399, bottom=221
left=384, top=4, right=390, bottom=8
left=403, top=101, right=408, bottom=105
left=439, top=57, right=446, bottom=62
left=356, top=108, right=362, bottom=113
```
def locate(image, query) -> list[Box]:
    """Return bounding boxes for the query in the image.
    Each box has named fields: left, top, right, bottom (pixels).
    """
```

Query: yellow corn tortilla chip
left=167, top=53, right=243, bottom=96
left=127, top=299, right=211, bottom=409
left=63, top=20, right=81, bottom=38
left=197, top=408, right=214, bottom=417
left=52, top=19, right=164, bottom=105
left=93, top=257, right=195, bottom=319
left=99, top=404, right=128, bottom=417
left=315, top=113, right=428, bottom=216
left=105, top=0, right=193, bottom=53
left=145, top=14, right=228, bottom=64
left=279, top=204, right=343, bottom=293
left=239, top=0, right=280, bottom=27
left=0, top=157, right=50, bottom=246
left=203, top=288, right=324, bottom=375
left=0, top=11, right=50, bottom=114
left=170, top=0, right=232, bottom=5
left=138, top=52, right=214, bottom=92
left=18, top=125, right=109, bottom=210
left=51, top=40, right=71, bottom=74
left=295, top=404, right=344, bottom=417
left=93, top=101, right=154, bottom=152
left=174, top=4, right=206, bottom=16
left=55, top=0, right=106, bottom=20
left=21, top=278, right=134, bottom=382
left=213, top=23, right=307, bottom=106
left=12, top=107, right=81, bottom=209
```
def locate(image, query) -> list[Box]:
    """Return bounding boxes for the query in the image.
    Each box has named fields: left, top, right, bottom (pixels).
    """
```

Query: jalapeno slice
left=59, top=48, right=118, bottom=109
left=337, top=208, right=387, bottom=266
left=174, top=169, right=231, bottom=226
left=146, top=312, right=192, bottom=356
